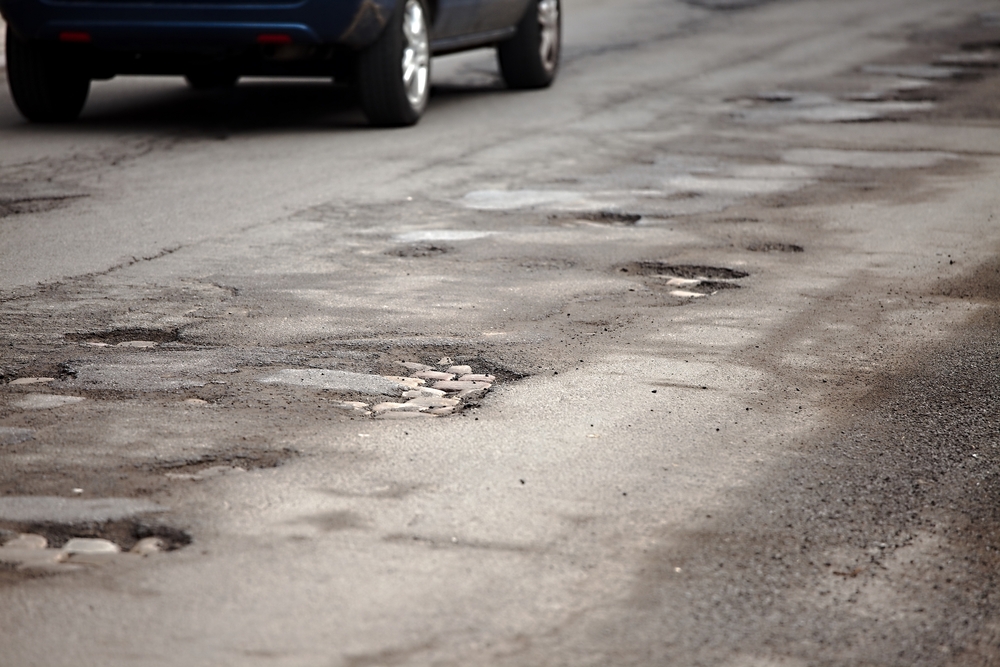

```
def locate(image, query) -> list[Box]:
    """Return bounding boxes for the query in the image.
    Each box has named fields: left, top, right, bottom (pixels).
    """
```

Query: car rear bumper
left=0, top=0, right=395, bottom=49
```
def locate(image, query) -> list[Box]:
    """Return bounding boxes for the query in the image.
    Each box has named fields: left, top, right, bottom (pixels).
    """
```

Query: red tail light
left=59, top=31, right=91, bottom=43
left=257, top=34, right=292, bottom=45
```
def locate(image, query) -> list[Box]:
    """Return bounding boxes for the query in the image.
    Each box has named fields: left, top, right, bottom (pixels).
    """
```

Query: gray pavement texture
left=1, top=0, right=1000, bottom=665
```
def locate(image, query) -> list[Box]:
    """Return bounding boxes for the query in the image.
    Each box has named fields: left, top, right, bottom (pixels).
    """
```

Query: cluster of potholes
left=739, top=31, right=1000, bottom=123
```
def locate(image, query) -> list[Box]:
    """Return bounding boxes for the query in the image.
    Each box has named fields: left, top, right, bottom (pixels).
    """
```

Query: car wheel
left=357, top=0, right=431, bottom=127
left=5, top=25, right=90, bottom=122
left=497, top=0, right=561, bottom=89
left=185, top=72, right=240, bottom=91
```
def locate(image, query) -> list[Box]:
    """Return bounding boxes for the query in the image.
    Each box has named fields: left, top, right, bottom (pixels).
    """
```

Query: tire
left=497, top=0, right=561, bottom=89
left=5, top=26, right=90, bottom=122
left=185, top=72, right=240, bottom=91
left=357, top=0, right=431, bottom=127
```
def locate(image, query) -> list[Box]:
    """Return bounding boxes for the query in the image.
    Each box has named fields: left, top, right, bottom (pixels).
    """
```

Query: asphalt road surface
left=2, top=0, right=1000, bottom=665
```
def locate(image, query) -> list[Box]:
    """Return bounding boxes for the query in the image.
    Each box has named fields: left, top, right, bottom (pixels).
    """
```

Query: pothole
left=550, top=211, right=643, bottom=226
left=620, top=262, right=749, bottom=298
left=0, top=497, right=191, bottom=581
left=153, top=448, right=296, bottom=478
left=746, top=242, right=804, bottom=253
left=622, top=262, right=750, bottom=280
left=0, top=518, right=190, bottom=552
left=65, top=328, right=182, bottom=345
left=388, top=243, right=452, bottom=257
left=258, top=357, right=501, bottom=418
left=0, top=195, right=86, bottom=220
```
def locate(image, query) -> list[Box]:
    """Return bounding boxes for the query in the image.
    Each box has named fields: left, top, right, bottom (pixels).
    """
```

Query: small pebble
left=9, top=377, right=55, bottom=386
left=457, top=374, right=495, bottom=383
left=2, top=533, right=48, bottom=550
left=62, top=538, right=121, bottom=554
left=183, top=398, right=208, bottom=405
left=372, top=402, right=409, bottom=413
left=446, top=365, right=473, bottom=375
left=130, top=537, right=166, bottom=555
left=415, top=371, right=455, bottom=381
left=437, top=357, right=453, bottom=366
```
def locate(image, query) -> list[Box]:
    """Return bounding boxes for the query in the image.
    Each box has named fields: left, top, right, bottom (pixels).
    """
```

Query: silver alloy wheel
left=537, top=0, right=560, bottom=74
left=401, top=0, right=431, bottom=111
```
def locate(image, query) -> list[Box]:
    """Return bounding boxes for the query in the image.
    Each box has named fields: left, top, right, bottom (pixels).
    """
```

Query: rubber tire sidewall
left=497, top=0, right=561, bottom=90
left=357, top=0, right=430, bottom=128
left=6, top=25, right=90, bottom=123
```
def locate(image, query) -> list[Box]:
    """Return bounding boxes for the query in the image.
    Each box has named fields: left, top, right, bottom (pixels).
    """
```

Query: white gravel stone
left=457, top=374, right=495, bottom=383
left=331, top=401, right=370, bottom=411
left=403, top=388, right=446, bottom=398
left=371, top=402, right=410, bottom=413
left=405, top=396, right=460, bottom=409
left=670, top=290, right=707, bottom=298
left=437, top=357, right=453, bottom=366
left=665, top=277, right=702, bottom=287
left=62, top=538, right=121, bottom=554
left=9, top=377, right=55, bottom=385
left=183, top=398, right=208, bottom=405
left=399, top=362, right=433, bottom=372
left=432, top=380, right=492, bottom=392
left=457, top=387, right=489, bottom=400
left=0, top=427, right=34, bottom=445
left=2, top=533, right=48, bottom=549
left=381, top=376, right=426, bottom=388
left=12, top=394, right=86, bottom=410
left=446, top=365, right=473, bottom=375
left=0, top=547, right=71, bottom=570
left=130, top=537, right=166, bottom=555
left=415, top=371, right=455, bottom=381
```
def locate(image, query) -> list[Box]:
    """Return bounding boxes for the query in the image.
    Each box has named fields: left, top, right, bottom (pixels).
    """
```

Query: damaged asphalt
left=2, top=0, right=1000, bottom=664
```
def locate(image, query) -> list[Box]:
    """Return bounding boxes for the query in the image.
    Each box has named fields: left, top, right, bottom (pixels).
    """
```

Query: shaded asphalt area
left=520, top=257, right=1000, bottom=666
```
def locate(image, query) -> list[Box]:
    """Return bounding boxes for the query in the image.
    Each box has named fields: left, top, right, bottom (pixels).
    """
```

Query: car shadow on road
left=0, top=76, right=509, bottom=137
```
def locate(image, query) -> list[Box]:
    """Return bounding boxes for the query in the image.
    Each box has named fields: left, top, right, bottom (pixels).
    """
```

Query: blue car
left=1, top=0, right=560, bottom=125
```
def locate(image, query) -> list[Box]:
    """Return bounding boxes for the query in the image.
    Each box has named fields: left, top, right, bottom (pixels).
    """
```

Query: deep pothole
left=0, top=518, right=190, bottom=552
left=0, top=508, right=192, bottom=582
